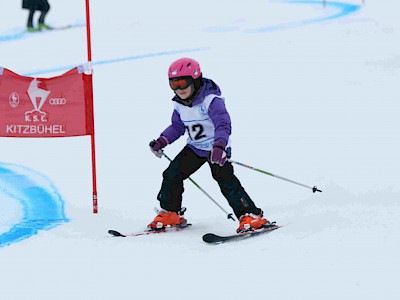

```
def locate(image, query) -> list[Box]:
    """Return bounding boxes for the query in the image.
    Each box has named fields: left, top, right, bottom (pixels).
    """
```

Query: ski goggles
left=169, top=77, right=193, bottom=91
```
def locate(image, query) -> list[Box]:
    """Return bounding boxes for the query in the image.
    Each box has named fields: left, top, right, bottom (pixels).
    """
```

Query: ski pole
left=162, top=152, right=236, bottom=221
left=228, top=159, right=322, bottom=193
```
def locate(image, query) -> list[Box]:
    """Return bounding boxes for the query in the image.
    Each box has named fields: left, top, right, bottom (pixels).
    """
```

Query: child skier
left=148, top=58, right=270, bottom=233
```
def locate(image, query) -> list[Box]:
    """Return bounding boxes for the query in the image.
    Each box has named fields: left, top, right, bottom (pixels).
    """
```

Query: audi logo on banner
left=49, top=98, right=67, bottom=105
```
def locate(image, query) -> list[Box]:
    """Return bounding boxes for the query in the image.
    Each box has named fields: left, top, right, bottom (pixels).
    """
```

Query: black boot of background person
left=38, top=3, right=52, bottom=30
left=27, top=9, right=36, bottom=32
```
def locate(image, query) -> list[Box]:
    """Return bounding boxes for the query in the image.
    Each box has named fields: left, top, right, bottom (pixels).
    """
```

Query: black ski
left=203, top=224, right=281, bottom=244
left=108, top=223, right=192, bottom=237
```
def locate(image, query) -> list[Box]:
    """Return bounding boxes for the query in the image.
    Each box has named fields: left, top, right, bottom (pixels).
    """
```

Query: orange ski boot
left=147, top=209, right=187, bottom=230
left=237, top=213, right=270, bottom=233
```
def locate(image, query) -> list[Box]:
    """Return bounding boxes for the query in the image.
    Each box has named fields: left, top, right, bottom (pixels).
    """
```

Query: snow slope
left=0, top=0, right=399, bottom=299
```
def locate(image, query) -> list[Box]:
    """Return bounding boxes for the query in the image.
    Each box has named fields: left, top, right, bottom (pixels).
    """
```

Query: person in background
left=148, top=57, right=271, bottom=233
left=22, top=0, right=52, bottom=32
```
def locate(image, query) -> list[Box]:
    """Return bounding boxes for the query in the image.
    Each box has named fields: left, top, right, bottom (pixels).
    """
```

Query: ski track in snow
left=204, top=1, right=361, bottom=33
left=0, top=20, right=86, bottom=43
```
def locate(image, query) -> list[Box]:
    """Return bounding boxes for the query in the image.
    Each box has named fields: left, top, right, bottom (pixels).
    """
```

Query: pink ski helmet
left=168, top=58, right=202, bottom=80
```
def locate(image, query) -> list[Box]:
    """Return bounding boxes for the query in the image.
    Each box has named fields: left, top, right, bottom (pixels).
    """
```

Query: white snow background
left=0, top=0, right=399, bottom=299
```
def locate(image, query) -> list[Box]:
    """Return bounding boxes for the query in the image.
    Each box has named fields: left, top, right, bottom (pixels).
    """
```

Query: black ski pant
left=157, top=146, right=262, bottom=218
left=27, top=3, right=50, bottom=27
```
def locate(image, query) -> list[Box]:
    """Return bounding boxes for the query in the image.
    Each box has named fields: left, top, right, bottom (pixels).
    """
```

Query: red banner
left=0, top=67, right=94, bottom=137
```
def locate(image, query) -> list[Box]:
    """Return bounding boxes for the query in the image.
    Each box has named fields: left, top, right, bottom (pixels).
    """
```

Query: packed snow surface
left=1, top=1, right=399, bottom=299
